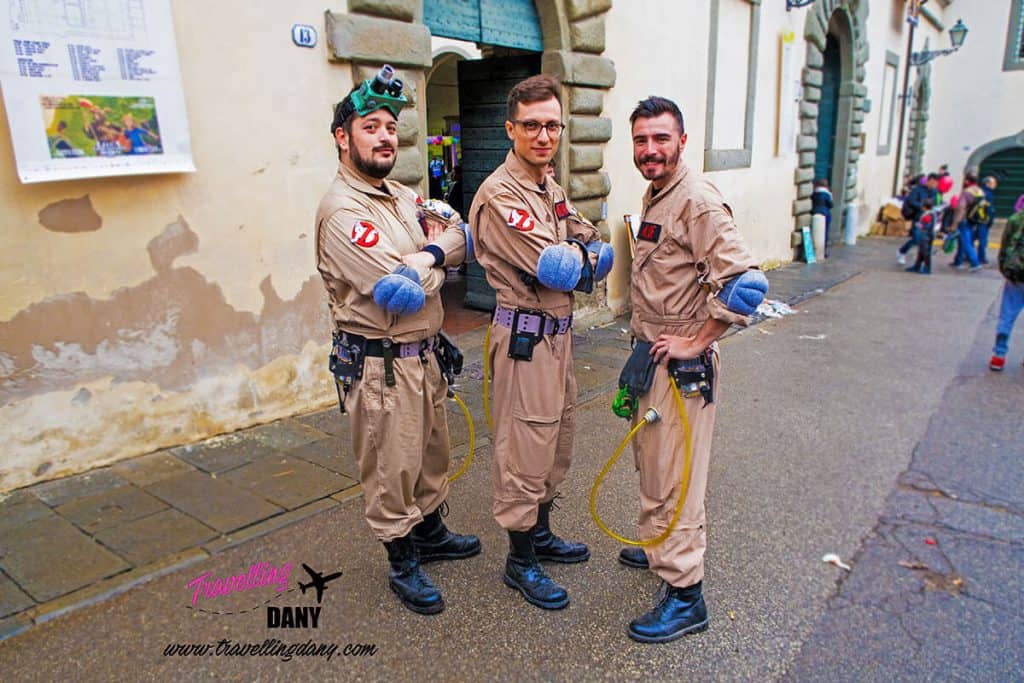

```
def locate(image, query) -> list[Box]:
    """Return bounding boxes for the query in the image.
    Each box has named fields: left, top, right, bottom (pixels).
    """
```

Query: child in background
left=907, top=199, right=937, bottom=274
left=811, top=178, right=833, bottom=257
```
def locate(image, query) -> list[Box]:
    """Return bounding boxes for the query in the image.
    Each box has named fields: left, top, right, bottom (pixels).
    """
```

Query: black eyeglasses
left=510, top=120, right=566, bottom=137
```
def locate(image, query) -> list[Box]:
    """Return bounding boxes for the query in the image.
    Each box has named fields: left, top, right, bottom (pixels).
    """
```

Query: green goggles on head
left=343, top=64, right=408, bottom=123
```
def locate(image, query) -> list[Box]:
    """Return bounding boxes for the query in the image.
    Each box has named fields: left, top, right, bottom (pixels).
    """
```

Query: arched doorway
left=979, top=148, right=1024, bottom=217
left=814, top=35, right=842, bottom=189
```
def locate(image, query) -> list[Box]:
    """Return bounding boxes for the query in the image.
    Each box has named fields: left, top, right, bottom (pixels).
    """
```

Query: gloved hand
left=536, top=244, right=583, bottom=291
left=373, top=265, right=425, bottom=315
left=717, top=270, right=769, bottom=316
left=462, top=223, right=476, bottom=263
left=587, top=241, right=614, bottom=280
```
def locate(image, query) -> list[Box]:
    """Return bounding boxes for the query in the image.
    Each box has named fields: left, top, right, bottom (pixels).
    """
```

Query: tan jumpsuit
left=315, top=162, right=466, bottom=542
left=630, top=162, right=759, bottom=588
left=469, top=150, right=601, bottom=531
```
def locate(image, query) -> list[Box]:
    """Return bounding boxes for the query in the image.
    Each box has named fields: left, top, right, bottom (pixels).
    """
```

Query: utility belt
left=493, top=305, right=572, bottom=361
left=613, top=340, right=715, bottom=419
left=328, top=330, right=462, bottom=412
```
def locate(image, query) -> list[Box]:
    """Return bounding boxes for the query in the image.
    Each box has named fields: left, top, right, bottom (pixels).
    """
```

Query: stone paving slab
left=110, top=452, right=196, bottom=487
left=28, top=469, right=129, bottom=507
left=0, top=572, right=33, bottom=618
left=293, top=407, right=349, bottom=438
left=201, top=498, right=339, bottom=555
left=171, top=434, right=280, bottom=474
left=55, top=485, right=168, bottom=534
left=244, top=418, right=327, bottom=450
left=0, top=498, right=53, bottom=536
left=221, top=456, right=355, bottom=510
left=144, top=470, right=283, bottom=534
left=0, top=515, right=128, bottom=603
left=284, top=436, right=357, bottom=478
left=93, top=509, right=217, bottom=567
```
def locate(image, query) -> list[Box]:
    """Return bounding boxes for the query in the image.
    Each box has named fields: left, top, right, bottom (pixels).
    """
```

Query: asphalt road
left=1, top=247, right=1019, bottom=681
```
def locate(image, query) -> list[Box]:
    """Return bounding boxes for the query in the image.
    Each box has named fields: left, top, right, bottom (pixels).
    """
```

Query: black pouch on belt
left=434, top=330, right=463, bottom=391
left=507, top=309, right=545, bottom=361
left=329, top=331, right=367, bottom=414
left=667, top=351, right=715, bottom=406
left=618, top=340, right=658, bottom=399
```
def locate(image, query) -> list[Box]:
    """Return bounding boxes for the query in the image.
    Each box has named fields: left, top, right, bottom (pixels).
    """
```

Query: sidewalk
left=0, top=238, right=877, bottom=640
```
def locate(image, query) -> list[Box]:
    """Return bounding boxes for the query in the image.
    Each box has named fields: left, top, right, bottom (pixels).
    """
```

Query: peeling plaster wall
left=0, top=0, right=348, bottom=491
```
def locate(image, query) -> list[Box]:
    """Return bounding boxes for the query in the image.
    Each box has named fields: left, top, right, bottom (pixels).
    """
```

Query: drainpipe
left=892, top=18, right=916, bottom=196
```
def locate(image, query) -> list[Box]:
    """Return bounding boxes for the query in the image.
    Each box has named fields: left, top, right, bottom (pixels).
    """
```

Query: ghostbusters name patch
left=350, top=220, right=380, bottom=248
left=637, top=221, right=662, bottom=243
left=554, top=200, right=571, bottom=220
left=506, top=208, right=536, bottom=232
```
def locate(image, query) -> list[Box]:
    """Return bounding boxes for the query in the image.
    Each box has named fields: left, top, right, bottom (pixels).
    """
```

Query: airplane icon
left=299, top=563, right=342, bottom=604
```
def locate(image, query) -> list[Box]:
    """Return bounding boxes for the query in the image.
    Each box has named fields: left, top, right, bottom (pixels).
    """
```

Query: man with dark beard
left=315, top=69, right=480, bottom=616
left=619, top=96, right=766, bottom=643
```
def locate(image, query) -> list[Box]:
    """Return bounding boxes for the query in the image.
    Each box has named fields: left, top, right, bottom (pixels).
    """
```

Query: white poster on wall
left=777, top=31, right=800, bottom=157
left=1, top=0, right=194, bottom=183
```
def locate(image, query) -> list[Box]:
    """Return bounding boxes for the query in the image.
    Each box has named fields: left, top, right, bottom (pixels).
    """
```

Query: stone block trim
left=569, top=144, right=604, bottom=172
left=543, top=50, right=616, bottom=88
left=326, top=12, right=432, bottom=68
left=795, top=167, right=814, bottom=184
left=802, top=67, right=823, bottom=87
left=567, top=0, right=612, bottom=22
left=569, top=87, right=604, bottom=115
left=570, top=14, right=606, bottom=54
left=569, top=172, right=611, bottom=201
left=397, top=109, right=419, bottom=146
left=390, top=144, right=424, bottom=185
left=570, top=116, right=612, bottom=143
left=346, top=0, right=416, bottom=22
left=571, top=198, right=606, bottom=226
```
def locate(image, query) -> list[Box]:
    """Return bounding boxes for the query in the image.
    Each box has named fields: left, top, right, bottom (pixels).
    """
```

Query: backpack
left=999, top=210, right=1024, bottom=283
left=965, top=187, right=992, bottom=224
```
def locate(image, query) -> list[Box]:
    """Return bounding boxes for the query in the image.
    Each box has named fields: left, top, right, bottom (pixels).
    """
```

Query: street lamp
left=911, top=18, right=968, bottom=66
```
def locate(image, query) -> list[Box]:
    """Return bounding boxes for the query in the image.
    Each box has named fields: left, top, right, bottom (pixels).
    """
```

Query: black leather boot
left=618, top=546, right=649, bottom=569
left=504, top=530, right=569, bottom=610
left=410, top=503, right=482, bottom=563
left=383, top=535, right=444, bottom=615
left=531, top=499, right=590, bottom=563
left=627, top=581, right=708, bottom=643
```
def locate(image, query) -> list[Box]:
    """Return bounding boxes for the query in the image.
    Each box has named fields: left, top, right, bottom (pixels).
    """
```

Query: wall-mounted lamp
left=786, top=0, right=816, bottom=10
left=910, top=18, right=968, bottom=66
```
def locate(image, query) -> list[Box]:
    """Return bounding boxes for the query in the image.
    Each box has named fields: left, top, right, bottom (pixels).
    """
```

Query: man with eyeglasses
left=468, top=74, right=614, bottom=610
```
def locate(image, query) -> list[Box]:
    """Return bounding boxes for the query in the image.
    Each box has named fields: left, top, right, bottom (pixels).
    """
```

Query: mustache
left=637, top=154, right=666, bottom=165
left=373, top=144, right=395, bottom=153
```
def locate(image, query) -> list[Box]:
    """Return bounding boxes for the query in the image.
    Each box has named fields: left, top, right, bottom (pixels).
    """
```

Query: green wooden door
left=979, top=148, right=1024, bottom=218
left=815, top=35, right=842, bottom=187
left=458, top=54, right=541, bottom=310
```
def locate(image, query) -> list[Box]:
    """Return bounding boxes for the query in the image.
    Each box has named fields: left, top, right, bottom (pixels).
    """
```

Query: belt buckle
left=512, top=307, right=545, bottom=335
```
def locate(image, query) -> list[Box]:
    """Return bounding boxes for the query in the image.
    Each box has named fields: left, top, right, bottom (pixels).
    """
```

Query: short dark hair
left=629, top=96, right=685, bottom=135
left=813, top=178, right=829, bottom=188
left=507, top=75, right=561, bottom=121
left=331, top=85, right=361, bottom=138
left=964, top=172, right=978, bottom=186
left=926, top=172, right=939, bottom=181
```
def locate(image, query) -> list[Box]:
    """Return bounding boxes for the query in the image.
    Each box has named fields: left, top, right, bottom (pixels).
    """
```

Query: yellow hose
left=589, top=377, right=693, bottom=547
left=483, top=323, right=494, bottom=431
left=447, top=391, right=476, bottom=482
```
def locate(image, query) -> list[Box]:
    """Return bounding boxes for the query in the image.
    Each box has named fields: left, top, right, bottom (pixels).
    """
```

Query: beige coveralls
left=469, top=150, right=601, bottom=531
left=630, top=162, right=758, bottom=588
left=315, top=162, right=466, bottom=542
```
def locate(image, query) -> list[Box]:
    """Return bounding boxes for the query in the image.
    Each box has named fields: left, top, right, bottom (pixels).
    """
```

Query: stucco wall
left=922, top=0, right=1024, bottom=178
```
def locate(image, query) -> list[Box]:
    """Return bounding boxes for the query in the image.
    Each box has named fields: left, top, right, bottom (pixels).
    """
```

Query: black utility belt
left=494, top=306, right=572, bottom=362
left=667, top=351, right=715, bottom=405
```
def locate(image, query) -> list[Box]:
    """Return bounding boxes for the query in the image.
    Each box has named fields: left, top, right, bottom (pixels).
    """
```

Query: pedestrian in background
left=906, top=198, right=938, bottom=275
left=811, top=178, right=833, bottom=257
left=989, top=196, right=1024, bottom=371
left=898, top=173, right=938, bottom=265
left=976, top=176, right=998, bottom=266
left=949, top=173, right=984, bottom=272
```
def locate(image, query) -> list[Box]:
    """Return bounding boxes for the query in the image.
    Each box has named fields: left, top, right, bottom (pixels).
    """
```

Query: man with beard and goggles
left=315, top=66, right=480, bottom=616
left=618, top=96, right=766, bottom=643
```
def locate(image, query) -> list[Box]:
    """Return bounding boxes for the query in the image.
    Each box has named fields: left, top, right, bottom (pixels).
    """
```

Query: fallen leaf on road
left=728, top=610, right=736, bottom=621
left=898, top=560, right=929, bottom=570
left=924, top=537, right=937, bottom=546
left=798, top=334, right=827, bottom=340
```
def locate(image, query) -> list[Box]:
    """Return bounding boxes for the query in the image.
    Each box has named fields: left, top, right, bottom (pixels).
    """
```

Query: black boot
left=627, top=581, right=708, bottom=643
left=618, top=546, right=649, bottom=569
left=410, top=503, right=482, bottom=563
left=504, top=530, right=569, bottom=610
left=531, top=499, right=590, bottom=563
left=383, top=535, right=444, bottom=615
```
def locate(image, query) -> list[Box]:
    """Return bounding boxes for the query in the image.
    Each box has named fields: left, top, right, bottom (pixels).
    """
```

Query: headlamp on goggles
left=340, top=64, right=408, bottom=128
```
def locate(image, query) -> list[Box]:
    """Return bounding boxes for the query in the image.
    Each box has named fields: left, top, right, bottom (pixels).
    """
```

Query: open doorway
left=424, top=0, right=545, bottom=330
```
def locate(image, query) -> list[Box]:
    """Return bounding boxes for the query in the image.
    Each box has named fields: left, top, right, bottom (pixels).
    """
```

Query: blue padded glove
left=373, top=265, right=425, bottom=315
left=717, top=270, right=769, bottom=316
left=587, top=241, right=614, bottom=281
left=536, top=244, right=583, bottom=292
left=462, top=222, right=476, bottom=264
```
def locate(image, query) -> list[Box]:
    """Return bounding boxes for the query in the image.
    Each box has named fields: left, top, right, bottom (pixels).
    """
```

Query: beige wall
left=0, top=0, right=351, bottom=491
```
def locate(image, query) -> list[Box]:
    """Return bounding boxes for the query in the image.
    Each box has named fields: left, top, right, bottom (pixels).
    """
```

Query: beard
left=634, top=145, right=681, bottom=182
left=350, top=143, right=396, bottom=179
